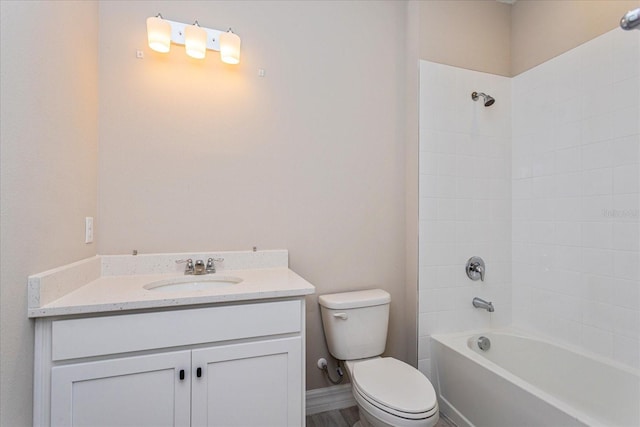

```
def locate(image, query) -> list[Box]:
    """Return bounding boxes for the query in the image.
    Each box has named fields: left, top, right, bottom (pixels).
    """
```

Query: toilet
left=319, top=289, right=439, bottom=427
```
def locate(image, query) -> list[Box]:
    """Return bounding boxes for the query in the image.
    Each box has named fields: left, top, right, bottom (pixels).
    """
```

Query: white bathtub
left=431, top=330, right=640, bottom=427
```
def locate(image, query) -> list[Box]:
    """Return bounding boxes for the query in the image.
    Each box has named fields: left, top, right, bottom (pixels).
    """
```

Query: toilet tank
left=318, top=289, right=390, bottom=361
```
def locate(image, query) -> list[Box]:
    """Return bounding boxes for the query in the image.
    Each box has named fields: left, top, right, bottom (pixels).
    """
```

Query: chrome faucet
left=472, top=297, right=494, bottom=312
left=176, top=257, right=224, bottom=275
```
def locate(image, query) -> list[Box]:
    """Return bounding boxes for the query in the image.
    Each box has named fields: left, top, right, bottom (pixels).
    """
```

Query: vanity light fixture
left=146, top=14, right=172, bottom=53
left=220, top=29, right=241, bottom=64
left=146, top=14, right=242, bottom=64
left=184, top=21, right=207, bottom=59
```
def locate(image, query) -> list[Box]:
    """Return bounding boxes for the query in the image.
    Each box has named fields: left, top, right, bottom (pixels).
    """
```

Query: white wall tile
left=613, top=194, right=639, bottom=222
left=612, top=29, right=640, bottom=82
left=555, top=146, right=582, bottom=173
left=556, top=96, right=582, bottom=125
left=613, top=335, right=639, bottom=369
left=556, top=173, right=582, bottom=198
left=613, top=164, right=639, bottom=194
left=581, top=325, right=614, bottom=359
left=611, top=135, right=639, bottom=167
left=532, top=176, right=557, bottom=198
left=613, top=77, right=639, bottom=112
left=512, top=29, right=640, bottom=369
left=582, top=86, right=614, bottom=120
left=614, top=306, right=640, bottom=339
left=613, top=223, right=640, bottom=251
left=555, top=222, right=582, bottom=246
left=582, top=141, right=612, bottom=170
left=418, top=61, right=511, bottom=351
left=582, top=113, right=614, bottom=144
left=581, top=222, right=612, bottom=249
left=555, top=122, right=582, bottom=149
left=582, top=195, right=613, bottom=222
left=614, top=250, right=639, bottom=281
left=612, top=106, right=640, bottom=139
left=612, top=278, right=640, bottom=311
left=581, top=247, right=614, bottom=276
left=582, top=168, right=613, bottom=196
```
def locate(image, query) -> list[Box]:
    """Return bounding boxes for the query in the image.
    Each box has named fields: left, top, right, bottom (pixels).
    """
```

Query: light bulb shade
left=146, top=16, right=171, bottom=53
left=185, top=24, right=207, bottom=59
left=220, top=30, right=241, bottom=64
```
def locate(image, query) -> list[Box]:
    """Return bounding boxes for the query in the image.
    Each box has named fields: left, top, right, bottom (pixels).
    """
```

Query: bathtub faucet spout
left=472, top=297, right=494, bottom=312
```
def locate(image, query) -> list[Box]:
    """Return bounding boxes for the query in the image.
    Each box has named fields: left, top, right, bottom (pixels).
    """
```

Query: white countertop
left=28, top=250, right=315, bottom=318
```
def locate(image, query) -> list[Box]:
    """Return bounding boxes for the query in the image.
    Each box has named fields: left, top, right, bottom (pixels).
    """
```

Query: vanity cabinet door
left=51, top=350, right=191, bottom=427
left=191, top=337, right=303, bottom=427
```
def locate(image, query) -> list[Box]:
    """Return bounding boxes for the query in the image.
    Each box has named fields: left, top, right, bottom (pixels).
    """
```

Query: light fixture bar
left=165, top=19, right=222, bottom=51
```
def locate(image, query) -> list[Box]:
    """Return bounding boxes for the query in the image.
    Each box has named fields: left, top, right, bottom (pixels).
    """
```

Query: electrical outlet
left=85, top=217, right=94, bottom=244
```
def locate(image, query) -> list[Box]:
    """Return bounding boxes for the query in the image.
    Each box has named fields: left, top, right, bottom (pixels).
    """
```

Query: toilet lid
left=351, top=358, right=437, bottom=415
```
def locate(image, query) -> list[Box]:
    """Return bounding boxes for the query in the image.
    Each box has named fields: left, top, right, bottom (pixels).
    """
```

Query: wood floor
left=306, top=406, right=456, bottom=427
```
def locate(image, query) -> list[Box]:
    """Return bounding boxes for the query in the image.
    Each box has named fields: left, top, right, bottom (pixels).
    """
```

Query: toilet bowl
left=318, top=289, right=439, bottom=427
left=346, top=358, right=438, bottom=427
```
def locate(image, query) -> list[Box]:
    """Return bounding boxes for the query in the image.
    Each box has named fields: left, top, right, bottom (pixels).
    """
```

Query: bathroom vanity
left=28, top=250, right=315, bottom=427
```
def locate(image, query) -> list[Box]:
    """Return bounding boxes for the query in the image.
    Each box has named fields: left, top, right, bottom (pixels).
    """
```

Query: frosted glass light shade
left=185, top=24, right=207, bottom=59
left=220, top=30, right=241, bottom=64
left=146, top=16, right=171, bottom=53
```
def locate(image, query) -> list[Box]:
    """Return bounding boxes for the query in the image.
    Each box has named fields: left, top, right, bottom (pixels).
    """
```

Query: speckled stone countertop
left=28, top=250, right=315, bottom=318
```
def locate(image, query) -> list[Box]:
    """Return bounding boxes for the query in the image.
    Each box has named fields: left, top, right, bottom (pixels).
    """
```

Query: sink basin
left=144, top=276, right=243, bottom=292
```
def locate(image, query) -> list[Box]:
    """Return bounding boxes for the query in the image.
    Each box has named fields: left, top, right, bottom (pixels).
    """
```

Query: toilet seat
left=353, top=388, right=438, bottom=427
left=350, top=358, right=438, bottom=420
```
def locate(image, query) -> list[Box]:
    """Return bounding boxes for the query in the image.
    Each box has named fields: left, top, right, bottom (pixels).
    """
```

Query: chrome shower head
left=621, top=8, right=640, bottom=30
left=472, top=91, right=495, bottom=107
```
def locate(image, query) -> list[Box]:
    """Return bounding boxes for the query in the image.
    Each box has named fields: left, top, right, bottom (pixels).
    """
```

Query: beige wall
left=415, top=0, right=638, bottom=77
left=97, top=0, right=408, bottom=390
left=418, top=0, right=512, bottom=77
left=0, top=1, right=99, bottom=425
left=512, top=0, right=640, bottom=75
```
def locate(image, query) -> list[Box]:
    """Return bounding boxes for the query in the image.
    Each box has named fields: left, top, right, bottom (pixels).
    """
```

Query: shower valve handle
left=466, top=256, right=486, bottom=282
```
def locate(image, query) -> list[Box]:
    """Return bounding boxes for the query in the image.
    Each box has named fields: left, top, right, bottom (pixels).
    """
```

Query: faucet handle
left=175, top=258, right=194, bottom=274
left=466, top=256, right=486, bottom=282
left=205, top=257, right=224, bottom=273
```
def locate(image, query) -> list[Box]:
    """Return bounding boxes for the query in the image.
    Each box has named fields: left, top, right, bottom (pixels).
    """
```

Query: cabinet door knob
left=179, top=369, right=185, bottom=380
left=196, top=367, right=202, bottom=378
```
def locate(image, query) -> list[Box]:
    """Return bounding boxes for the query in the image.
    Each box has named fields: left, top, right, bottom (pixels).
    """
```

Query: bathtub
left=431, top=330, right=639, bottom=427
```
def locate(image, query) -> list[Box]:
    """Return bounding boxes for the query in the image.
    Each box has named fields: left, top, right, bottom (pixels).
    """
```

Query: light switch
left=85, top=217, right=94, bottom=244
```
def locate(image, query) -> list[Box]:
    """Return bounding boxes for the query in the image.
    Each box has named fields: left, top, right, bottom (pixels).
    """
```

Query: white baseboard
left=306, top=384, right=356, bottom=415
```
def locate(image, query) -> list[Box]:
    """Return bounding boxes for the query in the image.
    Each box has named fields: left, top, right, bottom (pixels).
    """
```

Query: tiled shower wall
left=511, top=29, right=640, bottom=369
left=417, top=61, right=512, bottom=378
left=419, top=28, right=640, bottom=374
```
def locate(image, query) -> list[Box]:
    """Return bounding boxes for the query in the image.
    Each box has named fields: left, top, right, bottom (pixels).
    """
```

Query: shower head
left=620, top=8, right=640, bottom=30
left=471, top=91, right=495, bottom=107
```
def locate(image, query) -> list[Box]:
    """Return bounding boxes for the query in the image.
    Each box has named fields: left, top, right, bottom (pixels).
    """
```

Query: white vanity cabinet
left=34, top=299, right=306, bottom=427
